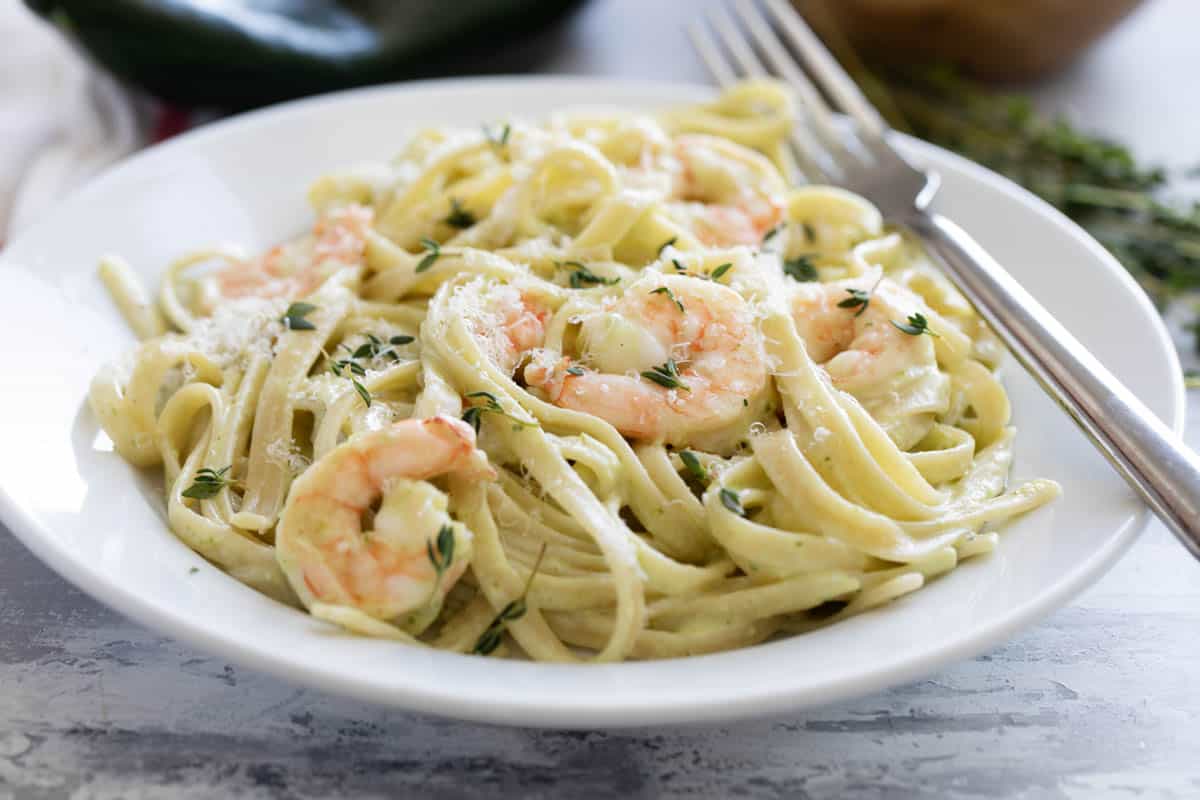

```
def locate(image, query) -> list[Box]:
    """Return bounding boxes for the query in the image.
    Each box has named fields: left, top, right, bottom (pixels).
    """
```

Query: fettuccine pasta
left=89, top=81, right=1060, bottom=662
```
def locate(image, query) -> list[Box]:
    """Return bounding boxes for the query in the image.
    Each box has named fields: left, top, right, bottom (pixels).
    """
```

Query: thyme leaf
left=280, top=302, right=317, bottom=331
left=709, top=262, right=733, bottom=282
left=679, top=450, right=707, bottom=482
left=719, top=487, right=745, bottom=517
left=472, top=543, right=547, bottom=656
left=443, top=198, right=476, bottom=229
left=560, top=261, right=617, bottom=289
left=426, top=524, right=456, bottom=577
left=650, top=286, right=685, bottom=313
left=891, top=312, right=939, bottom=337
left=182, top=466, right=232, bottom=500
left=462, top=390, right=535, bottom=433
left=783, top=255, right=818, bottom=282
left=640, top=358, right=690, bottom=392
left=415, top=238, right=441, bottom=273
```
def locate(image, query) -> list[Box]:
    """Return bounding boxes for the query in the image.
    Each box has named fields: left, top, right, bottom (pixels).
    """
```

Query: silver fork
left=689, top=0, right=1200, bottom=558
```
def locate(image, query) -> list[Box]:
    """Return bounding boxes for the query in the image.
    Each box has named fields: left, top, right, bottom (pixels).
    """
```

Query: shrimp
left=275, top=415, right=495, bottom=620
left=668, top=134, right=786, bottom=247
left=466, top=281, right=552, bottom=375
left=790, top=273, right=936, bottom=392
left=525, top=273, right=768, bottom=446
left=210, top=204, right=372, bottom=303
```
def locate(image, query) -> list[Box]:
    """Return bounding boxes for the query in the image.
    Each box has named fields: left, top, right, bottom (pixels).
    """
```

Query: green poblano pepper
left=26, top=0, right=584, bottom=107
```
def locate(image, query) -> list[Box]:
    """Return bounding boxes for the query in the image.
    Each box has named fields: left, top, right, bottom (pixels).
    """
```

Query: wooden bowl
left=796, top=0, right=1146, bottom=82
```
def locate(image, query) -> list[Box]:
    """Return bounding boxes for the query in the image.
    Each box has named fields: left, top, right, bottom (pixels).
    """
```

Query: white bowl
left=0, top=78, right=1182, bottom=728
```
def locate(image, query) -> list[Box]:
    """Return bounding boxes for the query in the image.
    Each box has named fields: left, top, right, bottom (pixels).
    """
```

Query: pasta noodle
left=89, top=81, right=1060, bottom=662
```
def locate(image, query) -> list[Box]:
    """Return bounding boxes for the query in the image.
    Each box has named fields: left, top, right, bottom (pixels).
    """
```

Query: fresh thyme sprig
left=679, top=450, right=707, bottom=482
left=349, top=332, right=415, bottom=363
left=559, top=261, right=618, bottom=289
left=329, top=355, right=371, bottom=407
left=657, top=237, right=677, bottom=257
left=783, top=255, right=819, bottom=282
left=472, top=542, right=547, bottom=656
left=641, top=358, right=690, bottom=392
left=423, top=524, right=456, bottom=605
left=280, top=302, right=317, bottom=331
left=415, top=238, right=441, bottom=273
left=892, top=312, right=939, bottom=337
left=182, top=466, right=232, bottom=500
left=461, top=390, right=536, bottom=433
left=709, top=262, right=733, bottom=282
left=443, top=198, right=476, bottom=229
left=650, top=286, right=685, bottom=313
left=426, top=525, right=455, bottom=580
left=854, top=63, right=1200, bottom=354
left=484, top=122, right=511, bottom=149
left=837, top=287, right=871, bottom=316
left=837, top=275, right=884, bottom=317
left=719, top=487, right=746, bottom=517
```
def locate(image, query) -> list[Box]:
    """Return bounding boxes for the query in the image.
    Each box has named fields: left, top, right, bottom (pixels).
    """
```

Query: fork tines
left=687, top=0, right=893, bottom=184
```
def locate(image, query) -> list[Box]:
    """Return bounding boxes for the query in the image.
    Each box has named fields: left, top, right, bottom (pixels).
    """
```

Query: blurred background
left=4, top=0, right=1198, bottom=370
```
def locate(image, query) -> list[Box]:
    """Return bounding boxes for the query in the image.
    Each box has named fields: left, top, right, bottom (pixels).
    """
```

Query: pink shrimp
left=524, top=273, right=768, bottom=445
left=791, top=274, right=936, bottom=392
left=275, top=415, right=495, bottom=620
left=214, top=204, right=373, bottom=301
left=467, top=282, right=553, bottom=375
left=669, top=134, right=786, bottom=247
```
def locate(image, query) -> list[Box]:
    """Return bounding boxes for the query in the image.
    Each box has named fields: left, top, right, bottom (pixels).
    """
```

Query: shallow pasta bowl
left=0, top=77, right=1182, bottom=728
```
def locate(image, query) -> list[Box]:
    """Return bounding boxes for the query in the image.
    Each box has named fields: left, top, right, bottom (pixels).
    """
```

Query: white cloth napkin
left=0, top=3, right=146, bottom=241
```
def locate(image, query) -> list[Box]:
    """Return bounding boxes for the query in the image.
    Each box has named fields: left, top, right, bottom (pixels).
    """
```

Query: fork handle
left=904, top=210, right=1200, bottom=558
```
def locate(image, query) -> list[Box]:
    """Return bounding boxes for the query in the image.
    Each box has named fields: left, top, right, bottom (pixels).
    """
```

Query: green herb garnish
left=280, top=302, right=317, bottom=331
left=182, top=466, right=232, bottom=500
left=783, top=255, right=819, bottom=282
left=415, top=238, right=441, bottom=273
left=560, top=261, right=617, bottom=289
left=566, top=365, right=585, bottom=376
left=641, top=358, right=690, bottom=392
left=719, top=487, right=745, bottom=517
left=837, top=287, right=872, bottom=316
left=473, top=543, right=547, bottom=656
left=855, top=63, right=1200, bottom=355
left=329, top=357, right=371, bottom=407
left=657, top=237, right=678, bottom=257
left=484, top=122, right=511, bottom=148
left=709, top=262, right=733, bottom=282
left=329, top=358, right=366, bottom=378
left=679, top=450, right=707, bottom=482
left=892, top=312, right=939, bottom=337
left=651, top=286, right=685, bottom=313
left=426, top=524, right=455, bottom=578
left=350, top=332, right=411, bottom=363
left=761, top=223, right=784, bottom=244
left=462, top=390, right=535, bottom=433
left=443, top=198, right=476, bottom=229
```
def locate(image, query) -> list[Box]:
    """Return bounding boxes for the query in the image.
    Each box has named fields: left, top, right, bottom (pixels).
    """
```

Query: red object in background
left=152, top=105, right=193, bottom=143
